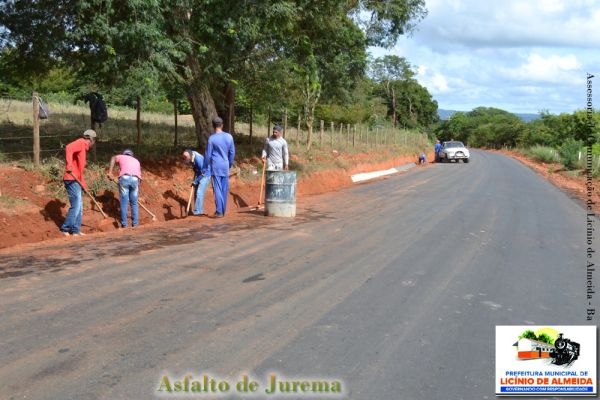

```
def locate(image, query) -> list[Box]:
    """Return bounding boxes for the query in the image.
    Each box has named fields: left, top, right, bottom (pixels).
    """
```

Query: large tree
left=371, top=55, right=414, bottom=127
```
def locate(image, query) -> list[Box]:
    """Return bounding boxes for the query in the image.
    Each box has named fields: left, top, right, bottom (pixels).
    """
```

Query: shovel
left=108, top=176, right=157, bottom=221
left=250, top=159, right=267, bottom=211
left=66, top=171, right=108, bottom=219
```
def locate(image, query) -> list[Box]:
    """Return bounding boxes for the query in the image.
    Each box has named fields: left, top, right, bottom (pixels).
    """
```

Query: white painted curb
left=351, top=163, right=417, bottom=183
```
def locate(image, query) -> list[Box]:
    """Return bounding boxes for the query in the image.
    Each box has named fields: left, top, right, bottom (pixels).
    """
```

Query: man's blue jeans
left=119, top=175, right=139, bottom=227
left=60, top=180, right=83, bottom=234
left=194, top=175, right=211, bottom=215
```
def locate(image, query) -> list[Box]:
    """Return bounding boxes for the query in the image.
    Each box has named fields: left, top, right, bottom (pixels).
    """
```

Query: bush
left=526, top=146, right=560, bottom=164
left=559, top=139, right=583, bottom=170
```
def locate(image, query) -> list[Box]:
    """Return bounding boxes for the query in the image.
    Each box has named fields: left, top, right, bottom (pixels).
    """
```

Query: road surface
left=0, top=151, right=591, bottom=399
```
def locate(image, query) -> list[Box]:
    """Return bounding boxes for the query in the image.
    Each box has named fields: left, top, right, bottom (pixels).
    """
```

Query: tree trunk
left=407, top=96, right=417, bottom=124
left=186, top=54, right=218, bottom=147
left=223, top=83, right=235, bottom=134
left=306, top=115, right=313, bottom=150
left=187, top=83, right=218, bottom=148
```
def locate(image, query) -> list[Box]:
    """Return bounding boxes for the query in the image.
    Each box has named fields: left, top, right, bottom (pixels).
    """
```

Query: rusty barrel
left=264, top=170, right=296, bottom=217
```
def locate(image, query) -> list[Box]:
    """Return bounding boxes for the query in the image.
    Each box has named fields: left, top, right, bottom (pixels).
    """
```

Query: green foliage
left=559, top=138, right=583, bottom=170
left=370, top=56, right=438, bottom=128
left=519, top=110, right=600, bottom=148
left=1, top=0, right=429, bottom=146
left=519, top=330, right=537, bottom=340
left=537, top=333, right=555, bottom=345
left=436, top=107, right=525, bottom=148
left=354, top=0, right=428, bottom=48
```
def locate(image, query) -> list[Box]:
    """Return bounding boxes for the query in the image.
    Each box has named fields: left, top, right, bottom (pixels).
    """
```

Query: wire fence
left=0, top=94, right=431, bottom=166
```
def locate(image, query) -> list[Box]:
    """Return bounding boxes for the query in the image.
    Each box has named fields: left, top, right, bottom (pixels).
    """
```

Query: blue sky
left=369, top=0, right=600, bottom=114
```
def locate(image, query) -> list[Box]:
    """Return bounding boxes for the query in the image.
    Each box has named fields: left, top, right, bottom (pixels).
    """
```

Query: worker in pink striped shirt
left=108, top=149, right=142, bottom=228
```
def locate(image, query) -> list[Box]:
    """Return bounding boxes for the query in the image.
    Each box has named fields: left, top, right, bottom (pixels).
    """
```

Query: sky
left=369, top=0, right=600, bottom=115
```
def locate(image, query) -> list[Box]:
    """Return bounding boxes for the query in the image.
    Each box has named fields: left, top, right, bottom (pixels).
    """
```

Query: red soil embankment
left=0, top=152, right=428, bottom=249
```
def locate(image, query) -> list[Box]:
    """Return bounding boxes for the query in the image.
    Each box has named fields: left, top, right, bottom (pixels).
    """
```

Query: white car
left=438, top=141, right=470, bottom=163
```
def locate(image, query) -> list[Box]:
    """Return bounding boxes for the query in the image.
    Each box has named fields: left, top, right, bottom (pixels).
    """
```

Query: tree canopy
left=1, top=0, right=431, bottom=145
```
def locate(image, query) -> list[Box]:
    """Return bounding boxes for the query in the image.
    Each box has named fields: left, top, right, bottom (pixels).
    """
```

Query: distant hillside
left=438, top=109, right=540, bottom=122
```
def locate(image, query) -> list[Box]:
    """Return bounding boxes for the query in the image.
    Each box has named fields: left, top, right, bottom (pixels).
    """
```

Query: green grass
left=518, top=145, right=600, bottom=178
left=523, top=146, right=560, bottom=164
left=577, top=153, right=600, bottom=178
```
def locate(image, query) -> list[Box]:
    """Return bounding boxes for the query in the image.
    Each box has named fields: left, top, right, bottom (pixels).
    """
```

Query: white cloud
left=502, top=53, right=581, bottom=83
left=414, top=0, right=600, bottom=50
left=369, top=0, right=600, bottom=113
left=417, top=68, right=449, bottom=94
left=538, top=0, right=566, bottom=13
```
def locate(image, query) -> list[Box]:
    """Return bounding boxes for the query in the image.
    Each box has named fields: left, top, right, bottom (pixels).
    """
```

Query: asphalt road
left=0, top=151, right=592, bottom=399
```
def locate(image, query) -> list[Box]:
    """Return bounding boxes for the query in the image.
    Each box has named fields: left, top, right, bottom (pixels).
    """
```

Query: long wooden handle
left=138, top=199, right=157, bottom=220
left=109, top=177, right=156, bottom=221
left=186, top=186, right=194, bottom=216
left=67, top=171, right=107, bottom=218
left=258, top=159, right=266, bottom=205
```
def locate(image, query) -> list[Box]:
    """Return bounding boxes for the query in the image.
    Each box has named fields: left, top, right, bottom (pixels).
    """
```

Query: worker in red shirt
left=60, top=129, right=96, bottom=236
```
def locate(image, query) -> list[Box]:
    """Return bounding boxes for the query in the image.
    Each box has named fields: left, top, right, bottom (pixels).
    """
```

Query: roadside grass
left=577, top=154, right=600, bottom=178
left=516, top=146, right=600, bottom=178
left=521, top=146, right=560, bottom=164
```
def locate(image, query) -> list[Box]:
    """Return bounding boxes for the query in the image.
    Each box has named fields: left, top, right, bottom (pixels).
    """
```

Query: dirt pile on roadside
left=0, top=151, right=428, bottom=249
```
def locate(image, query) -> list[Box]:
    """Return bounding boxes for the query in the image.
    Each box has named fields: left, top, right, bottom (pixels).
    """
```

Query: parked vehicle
left=438, top=141, right=470, bottom=163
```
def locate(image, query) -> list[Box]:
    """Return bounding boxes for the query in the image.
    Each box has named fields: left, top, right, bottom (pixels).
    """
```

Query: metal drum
left=264, top=170, right=296, bottom=217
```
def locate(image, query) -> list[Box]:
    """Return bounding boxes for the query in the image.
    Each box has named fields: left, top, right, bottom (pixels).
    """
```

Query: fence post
left=346, top=124, right=350, bottom=148
left=330, top=121, right=334, bottom=148
left=249, top=104, right=254, bottom=145
left=296, top=111, right=301, bottom=146
left=283, top=108, right=288, bottom=138
left=338, top=123, right=343, bottom=149
left=353, top=124, right=356, bottom=147
left=267, top=106, right=272, bottom=139
left=366, top=128, right=370, bottom=147
left=173, top=98, right=178, bottom=147
left=320, top=120, right=324, bottom=148
left=32, top=92, right=40, bottom=167
left=136, top=95, right=141, bottom=145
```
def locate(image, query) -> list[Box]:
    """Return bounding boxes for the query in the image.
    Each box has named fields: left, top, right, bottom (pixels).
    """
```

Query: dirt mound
left=0, top=151, right=429, bottom=249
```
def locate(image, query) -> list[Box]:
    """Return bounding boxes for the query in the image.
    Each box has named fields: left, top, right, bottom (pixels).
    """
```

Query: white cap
left=83, top=129, right=97, bottom=138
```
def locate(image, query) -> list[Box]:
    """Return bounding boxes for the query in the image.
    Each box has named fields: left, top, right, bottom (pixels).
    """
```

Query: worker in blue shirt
left=183, top=149, right=210, bottom=216
left=203, top=117, right=235, bottom=217
left=434, top=139, right=442, bottom=162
